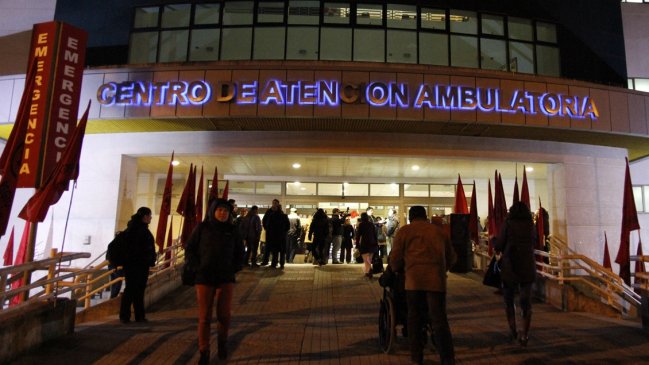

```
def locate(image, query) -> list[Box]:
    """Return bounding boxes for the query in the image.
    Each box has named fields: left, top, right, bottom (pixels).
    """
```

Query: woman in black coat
left=495, top=201, right=537, bottom=347
left=308, top=209, right=330, bottom=265
left=356, top=212, right=378, bottom=278
left=185, top=199, right=244, bottom=364
left=119, top=207, right=156, bottom=323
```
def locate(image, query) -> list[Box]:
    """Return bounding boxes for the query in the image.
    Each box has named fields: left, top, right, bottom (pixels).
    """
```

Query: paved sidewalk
left=10, top=264, right=649, bottom=365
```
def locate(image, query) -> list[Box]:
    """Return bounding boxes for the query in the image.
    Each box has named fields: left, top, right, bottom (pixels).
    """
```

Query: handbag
left=482, top=256, right=501, bottom=288
left=371, top=253, right=385, bottom=274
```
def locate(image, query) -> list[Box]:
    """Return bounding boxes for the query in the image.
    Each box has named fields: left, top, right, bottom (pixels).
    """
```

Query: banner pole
left=21, top=221, right=38, bottom=302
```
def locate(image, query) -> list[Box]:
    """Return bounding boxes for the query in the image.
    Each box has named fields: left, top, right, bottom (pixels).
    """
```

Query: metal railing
left=475, top=234, right=641, bottom=315
left=1, top=242, right=185, bottom=312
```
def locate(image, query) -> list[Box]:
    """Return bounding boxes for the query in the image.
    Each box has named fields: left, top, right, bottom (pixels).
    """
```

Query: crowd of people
left=112, top=198, right=543, bottom=365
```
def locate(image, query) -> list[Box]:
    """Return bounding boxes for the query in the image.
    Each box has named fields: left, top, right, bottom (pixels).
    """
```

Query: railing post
left=84, top=273, right=93, bottom=309
left=45, top=248, right=58, bottom=295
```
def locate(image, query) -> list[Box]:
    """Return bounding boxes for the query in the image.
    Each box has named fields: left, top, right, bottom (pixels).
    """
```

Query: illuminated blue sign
left=96, top=79, right=599, bottom=120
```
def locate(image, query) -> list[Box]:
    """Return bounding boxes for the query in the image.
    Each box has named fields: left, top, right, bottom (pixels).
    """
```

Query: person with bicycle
left=390, top=206, right=457, bottom=365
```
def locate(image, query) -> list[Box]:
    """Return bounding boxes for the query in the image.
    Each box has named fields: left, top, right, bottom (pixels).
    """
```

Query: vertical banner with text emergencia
left=17, top=21, right=87, bottom=188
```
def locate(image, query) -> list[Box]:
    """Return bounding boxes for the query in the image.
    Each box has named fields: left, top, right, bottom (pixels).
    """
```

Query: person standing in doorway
left=495, top=201, right=537, bottom=347
left=340, top=217, right=355, bottom=264
left=390, top=206, right=457, bottom=365
left=385, top=208, right=400, bottom=255
left=286, top=207, right=302, bottom=263
left=240, top=205, right=262, bottom=268
left=262, top=199, right=290, bottom=269
left=119, top=207, right=156, bottom=324
left=185, top=199, right=245, bottom=364
left=356, top=212, right=378, bottom=278
left=330, top=208, right=344, bottom=264
left=308, top=208, right=330, bottom=266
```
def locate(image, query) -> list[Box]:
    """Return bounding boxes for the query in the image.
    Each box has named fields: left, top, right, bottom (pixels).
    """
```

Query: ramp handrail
left=476, top=235, right=641, bottom=314
left=1, top=241, right=185, bottom=313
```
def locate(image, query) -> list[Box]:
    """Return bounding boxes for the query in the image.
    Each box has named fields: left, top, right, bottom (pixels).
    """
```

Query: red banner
left=17, top=21, right=87, bottom=188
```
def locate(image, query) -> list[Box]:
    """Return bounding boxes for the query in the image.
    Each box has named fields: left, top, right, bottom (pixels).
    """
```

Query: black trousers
left=263, top=240, right=286, bottom=267
left=245, top=238, right=260, bottom=265
left=120, top=265, right=150, bottom=321
left=406, top=290, right=455, bottom=365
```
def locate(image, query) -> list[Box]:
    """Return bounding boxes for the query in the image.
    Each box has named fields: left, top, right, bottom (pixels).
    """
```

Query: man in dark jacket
left=119, top=207, right=156, bottom=324
left=262, top=199, right=290, bottom=269
left=330, top=208, right=344, bottom=264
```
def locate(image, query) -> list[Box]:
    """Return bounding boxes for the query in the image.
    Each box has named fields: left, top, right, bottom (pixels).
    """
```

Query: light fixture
left=343, top=182, right=349, bottom=186
left=525, top=166, right=534, bottom=172
left=391, top=183, right=398, bottom=189
left=300, top=187, right=306, bottom=191
left=411, top=165, right=420, bottom=171
left=171, top=160, right=180, bottom=166
left=292, top=163, right=301, bottom=169
left=294, top=181, right=301, bottom=185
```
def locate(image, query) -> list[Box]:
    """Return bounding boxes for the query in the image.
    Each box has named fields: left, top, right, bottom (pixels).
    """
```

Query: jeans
left=245, top=238, right=260, bottom=265
left=406, top=290, right=455, bottom=365
left=108, top=265, right=123, bottom=298
left=331, top=235, right=342, bottom=262
left=196, top=283, right=234, bottom=352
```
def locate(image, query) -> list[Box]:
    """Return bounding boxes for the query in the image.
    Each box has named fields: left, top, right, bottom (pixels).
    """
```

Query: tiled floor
left=10, top=264, right=649, bottom=365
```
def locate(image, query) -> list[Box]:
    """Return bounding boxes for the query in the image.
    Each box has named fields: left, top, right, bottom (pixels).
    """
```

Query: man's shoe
left=135, top=318, right=148, bottom=323
left=120, top=318, right=130, bottom=324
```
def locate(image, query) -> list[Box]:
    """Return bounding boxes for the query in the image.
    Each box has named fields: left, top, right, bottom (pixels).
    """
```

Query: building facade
left=1, top=0, right=648, bottom=269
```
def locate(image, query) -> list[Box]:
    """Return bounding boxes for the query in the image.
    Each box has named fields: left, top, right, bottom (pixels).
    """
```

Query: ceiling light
left=292, top=163, right=301, bottom=169
left=171, top=160, right=180, bottom=166
left=300, top=187, right=306, bottom=191
left=411, top=165, right=420, bottom=171
left=391, top=183, right=398, bottom=188
left=343, top=182, right=349, bottom=186
left=525, top=166, right=534, bottom=172
left=294, top=181, right=301, bottom=185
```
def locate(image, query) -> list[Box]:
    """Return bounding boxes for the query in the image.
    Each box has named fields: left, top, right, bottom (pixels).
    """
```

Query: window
left=129, top=32, right=158, bottom=63
left=189, top=29, right=220, bottom=61
left=258, top=1, right=285, bottom=23
left=195, top=4, right=220, bottom=25
left=404, top=184, right=428, bottom=197
left=161, top=4, right=191, bottom=28
left=344, top=183, right=368, bottom=196
left=257, top=182, right=282, bottom=195
left=287, top=182, right=317, bottom=195
left=323, top=2, right=350, bottom=24
left=318, top=183, right=343, bottom=195
left=451, top=35, right=478, bottom=68
left=159, top=30, right=188, bottom=62
left=419, top=33, right=448, bottom=65
left=509, top=41, right=534, bottom=73
left=254, top=27, right=285, bottom=59
left=354, top=28, right=384, bottom=62
left=536, top=22, right=557, bottom=43
left=387, top=30, right=416, bottom=63
left=230, top=181, right=255, bottom=194
left=287, top=27, right=319, bottom=60
left=386, top=4, right=416, bottom=29
left=370, top=183, right=399, bottom=197
left=134, top=7, right=159, bottom=28
left=223, top=1, right=254, bottom=25
left=430, top=185, right=455, bottom=197
left=481, top=14, right=504, bottom=36
left=288, top=0, right=320, bottom=24
left=356, top=4, right=383, bottom=26
left=634, top=186, right=643, bottom=212
left=221, top=28, right=252, bottom=60
left=321, top=27, right=352, bottom=60
left=421, top=8, right=446, bottom=30
left=481, top=38, right=507, bottom=71
left=449, top=10, right=477, bottom=35
left=508, top=17, right=533, bottom=41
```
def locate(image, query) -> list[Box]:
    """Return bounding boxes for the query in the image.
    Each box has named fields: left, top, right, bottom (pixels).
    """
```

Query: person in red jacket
left=390, top=206, right=457, bottom=365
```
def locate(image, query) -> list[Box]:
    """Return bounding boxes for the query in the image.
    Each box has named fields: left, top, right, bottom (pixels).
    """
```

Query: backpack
left=106, top=231, right=128, bottom=267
